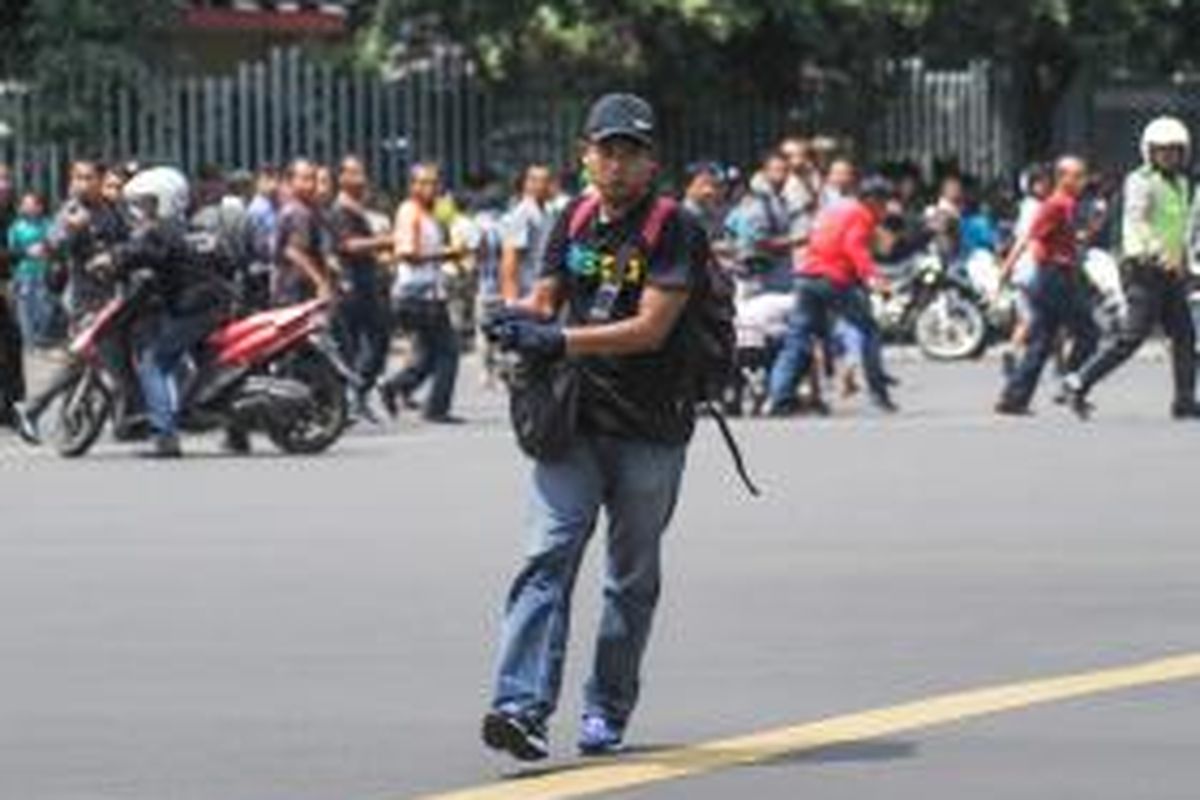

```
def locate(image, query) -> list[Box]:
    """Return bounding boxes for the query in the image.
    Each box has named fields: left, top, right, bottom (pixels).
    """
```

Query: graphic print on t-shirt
left=565, top=240, right=647, bottom=287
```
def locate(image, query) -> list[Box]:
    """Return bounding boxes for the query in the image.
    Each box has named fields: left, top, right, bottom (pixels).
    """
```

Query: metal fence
left=1054, top=72, right=1200, bottom=176
left=0, top=49, right=1018, bottom=202
left=866, top=59, right=1019, bottom=181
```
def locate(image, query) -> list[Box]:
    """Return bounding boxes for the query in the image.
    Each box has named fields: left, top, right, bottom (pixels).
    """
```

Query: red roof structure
left=182, top=1, right=352, bottom=35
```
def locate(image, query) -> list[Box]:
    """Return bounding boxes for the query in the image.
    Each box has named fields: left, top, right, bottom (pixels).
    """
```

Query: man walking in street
left=331, top=155, right=392, bottom=422
left=273, top=159, right=334, bottom=307
left=1064, top=117, right=1200, bottom=418
left=767, top=176, right=897, bottom=415
left=995, top=156, right=1099, bottom=415
left=481, top=93, right=708, bottom=761
left=499, top=163, right=556, bottom=302
left=377, top=162, right=465, bottom=424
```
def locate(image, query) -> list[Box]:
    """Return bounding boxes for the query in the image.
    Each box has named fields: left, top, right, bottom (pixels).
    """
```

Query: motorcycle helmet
left=123, top=166, right=191, bottom=223
left=1018, top=162, right=1052, bottom=197
left=1140, top=116, right=1191, bottom=163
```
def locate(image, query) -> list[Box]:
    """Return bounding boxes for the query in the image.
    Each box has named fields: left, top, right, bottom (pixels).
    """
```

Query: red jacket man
left=768, top=176, right=897, bottom=415
left=801, top=199, right=882, bottom=290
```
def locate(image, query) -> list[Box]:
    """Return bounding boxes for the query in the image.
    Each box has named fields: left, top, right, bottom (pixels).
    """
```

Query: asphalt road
left=1, top=352, right=1198, bottom=800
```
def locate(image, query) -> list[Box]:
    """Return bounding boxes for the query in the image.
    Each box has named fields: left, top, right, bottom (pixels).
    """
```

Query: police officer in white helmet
left=1064, top=116, right=1200, bottom=419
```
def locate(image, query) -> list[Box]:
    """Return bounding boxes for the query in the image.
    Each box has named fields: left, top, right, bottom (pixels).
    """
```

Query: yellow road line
left=415, top=652, right=1200, bottom=800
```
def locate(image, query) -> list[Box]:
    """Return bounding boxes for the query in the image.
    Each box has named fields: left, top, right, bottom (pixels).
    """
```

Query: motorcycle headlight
left=922, top=272, right=937, bottom=285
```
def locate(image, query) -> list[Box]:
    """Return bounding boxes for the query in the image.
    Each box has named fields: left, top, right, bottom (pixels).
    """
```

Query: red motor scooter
left=51, top=271, right=355, bottom=458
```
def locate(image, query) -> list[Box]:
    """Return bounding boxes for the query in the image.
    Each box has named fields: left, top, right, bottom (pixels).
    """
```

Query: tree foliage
left=349, top=0, right=1200, bottom=155
left=2, top=0, right=175, bottom=141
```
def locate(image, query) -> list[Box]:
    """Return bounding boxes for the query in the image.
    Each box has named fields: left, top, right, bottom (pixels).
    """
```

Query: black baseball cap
left=584, top=93, right=656, bottom=147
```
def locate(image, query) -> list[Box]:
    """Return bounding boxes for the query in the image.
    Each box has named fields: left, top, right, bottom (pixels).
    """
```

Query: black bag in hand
left=507, top=355, right=579, bottom=461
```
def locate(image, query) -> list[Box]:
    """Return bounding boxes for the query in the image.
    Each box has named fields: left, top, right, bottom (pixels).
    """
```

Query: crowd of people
left=1, top=90, right=1198, bottom=763
left=2, top=112, right=1199, bottom=452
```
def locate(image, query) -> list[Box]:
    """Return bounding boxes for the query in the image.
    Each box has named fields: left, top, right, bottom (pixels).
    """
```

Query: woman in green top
left=8, top=192, right=53, bottom=347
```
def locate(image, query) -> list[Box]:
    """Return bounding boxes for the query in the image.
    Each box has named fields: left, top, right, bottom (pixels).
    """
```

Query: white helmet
left=1140, top=116, right=1191, bottom=163
left=123, top=166, right=191, bottom=222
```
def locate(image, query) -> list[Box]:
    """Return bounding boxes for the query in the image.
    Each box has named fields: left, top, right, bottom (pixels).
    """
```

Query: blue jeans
left=768, top=277, right=889, bottom=408
left=1001, top=268, right=1099, bottom=408
left=137, top=311, right=218, bottom=436
left=492, top=435, right=687, bottom=727
left=13, top=274, right=54, bottom=347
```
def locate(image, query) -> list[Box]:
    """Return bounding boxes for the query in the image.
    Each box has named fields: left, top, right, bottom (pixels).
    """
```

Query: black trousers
left=335, top=289, right=390, bottom=393
left=0, top=298, right=24, bottom=420
left=1077, top=263, right=1196, bottom=408
left=383, top=299, right=459, bottom=419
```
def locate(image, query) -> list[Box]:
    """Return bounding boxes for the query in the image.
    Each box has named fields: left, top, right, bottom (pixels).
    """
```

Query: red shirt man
left=800, top=198, right=883, bottom=290
left=1028, top=189, right=1080, bottom=270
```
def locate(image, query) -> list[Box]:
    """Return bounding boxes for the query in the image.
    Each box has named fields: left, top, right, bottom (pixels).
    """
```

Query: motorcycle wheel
left=53, top=365, right=111, bottom=458
left=914, top=289, right=988, bottom=361
left=264, top=347, right=348, bottom=455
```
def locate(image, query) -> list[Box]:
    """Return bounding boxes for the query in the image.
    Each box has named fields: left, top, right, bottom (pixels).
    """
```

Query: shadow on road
left=498, top=738, right=919, bottom=785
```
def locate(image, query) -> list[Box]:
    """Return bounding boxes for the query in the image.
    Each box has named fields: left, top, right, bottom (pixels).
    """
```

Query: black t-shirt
left=541, top=193, right=705, bottom=445
left=55, top=199, right=132, bottom=315
left=274, top=200, right=325, bottom=304
left=330, top=201, right=379, bottom=296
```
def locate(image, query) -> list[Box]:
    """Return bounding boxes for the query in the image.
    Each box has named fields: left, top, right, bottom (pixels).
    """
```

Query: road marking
left=415, top=653, right=1200, bottom=800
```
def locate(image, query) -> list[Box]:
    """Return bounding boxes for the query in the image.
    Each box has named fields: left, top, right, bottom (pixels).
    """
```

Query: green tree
left=4, top=0, right=174, bottom=142
left=350, top=0, right=1199, bottom=158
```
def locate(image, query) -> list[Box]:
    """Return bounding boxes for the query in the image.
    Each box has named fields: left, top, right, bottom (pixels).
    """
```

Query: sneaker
left=578, top=715, right=625, bottom=757
left=377, top=384, right=400, bottom=420
left=809, top=398, right=833, bottom=417
left=1061, top=375, right=1093, bottom=421
left=766, top=399, right=798, bottom=418
left=994, top=399, right=1033, bottom=416
left=142, top=434, right=183, bottom=459
left=1171, top=401, right=1200, bottom=419
left=481, top=710, right=549, bottom=762
left=870, top=394, right=899, bottom=414
left=13, top=402, right=41, bottom=445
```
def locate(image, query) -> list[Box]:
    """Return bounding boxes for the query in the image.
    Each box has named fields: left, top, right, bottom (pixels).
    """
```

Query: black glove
left=482, top=304, right=550, bottom=341
left=494, top=318, right=567, bottom=359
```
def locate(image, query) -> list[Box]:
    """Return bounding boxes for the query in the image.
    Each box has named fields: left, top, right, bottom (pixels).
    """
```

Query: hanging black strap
left=703, top=400, right=762, bottom=497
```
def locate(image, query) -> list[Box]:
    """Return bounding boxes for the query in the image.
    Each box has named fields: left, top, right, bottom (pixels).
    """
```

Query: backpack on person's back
left=564, top=193, right=758, bottom=495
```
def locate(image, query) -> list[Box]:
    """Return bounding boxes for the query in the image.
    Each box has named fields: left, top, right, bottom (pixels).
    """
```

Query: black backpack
left=568, top=194, right=760, bottom=495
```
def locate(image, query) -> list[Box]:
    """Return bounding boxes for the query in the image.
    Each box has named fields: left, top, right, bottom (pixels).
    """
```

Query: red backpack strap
left=567, top=193, right=602, bottom=240
left=641, top=196, right=678, bottom=251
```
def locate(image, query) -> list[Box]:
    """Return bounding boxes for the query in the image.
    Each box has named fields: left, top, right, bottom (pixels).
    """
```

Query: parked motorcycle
left=729, top=291, right=793, bottom=416
left=874, top=247, right=993, bottom=361
left=49, top=271, right=354, bottom=458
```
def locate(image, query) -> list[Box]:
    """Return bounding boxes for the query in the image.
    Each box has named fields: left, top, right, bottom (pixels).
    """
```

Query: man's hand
left=491, top=318, right=566, bottom=360
left=65, top=207, right=90, bottom=232
left=868, top=275, right=892, bottom=298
